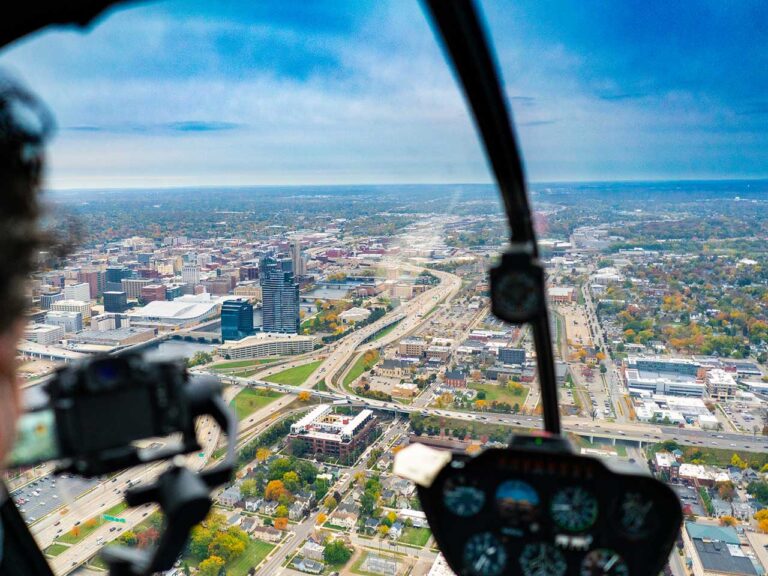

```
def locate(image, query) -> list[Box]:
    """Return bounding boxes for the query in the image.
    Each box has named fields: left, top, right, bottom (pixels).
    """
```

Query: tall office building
left=221, top=299, right=255, bottom=341
left=106, top=267, right=133, bottom=292
left=121, top=278, right=152, bottom=299
left=182, top=264, right=201, bottom=285
left=260, top=255, right=300, bottom=334
left=64, top=282, right=91, bottom=303
left=40, top=291, right=63, bottom=310
left=290, top=240, right=305, bottom=277
left=78, top=270, right=105, bottom=297
left=104, top=291, right=128, bottom=313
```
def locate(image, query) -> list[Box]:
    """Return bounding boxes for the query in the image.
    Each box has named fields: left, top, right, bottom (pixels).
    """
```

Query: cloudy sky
left=1, top=0, right=767, bottom=189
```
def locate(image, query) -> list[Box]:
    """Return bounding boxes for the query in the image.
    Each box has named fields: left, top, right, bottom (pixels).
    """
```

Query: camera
left=11, top=353, right=207, bottom=476
left=7, top=352, right=237, bottom=576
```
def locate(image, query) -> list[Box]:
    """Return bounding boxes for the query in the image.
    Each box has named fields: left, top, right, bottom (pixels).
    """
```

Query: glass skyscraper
left=221, top=298, right=255, bottom=341
left=260, top=255, right=300, bottom=334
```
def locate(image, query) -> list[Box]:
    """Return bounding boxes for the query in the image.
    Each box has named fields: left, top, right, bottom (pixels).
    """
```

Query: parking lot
left=12, top=473, right=99, bottom=524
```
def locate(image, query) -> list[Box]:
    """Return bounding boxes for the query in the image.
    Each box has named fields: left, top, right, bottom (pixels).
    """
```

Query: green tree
left=324, top=495, right=338, bottom=510
left=240, top=479, right=258, bottom=499
left=283, top=471, right=300, bottom=493
left=275, top=505, right=289, bottom=518
left=198, top=555, right=225, bottom=576
left=187, top=351, right=213, bottom=368
left=323, top=540, right=352, bottom=564
left=208, top=532, right=246, bottom=562
left=189, top=527, right=214, bottom=559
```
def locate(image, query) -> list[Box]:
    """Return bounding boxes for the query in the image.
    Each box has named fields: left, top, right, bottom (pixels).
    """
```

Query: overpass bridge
left=209, top=373, right=768, bottom=454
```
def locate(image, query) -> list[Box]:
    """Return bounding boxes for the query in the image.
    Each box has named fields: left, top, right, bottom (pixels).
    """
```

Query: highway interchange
left=12, top=255, right=768, bottom=574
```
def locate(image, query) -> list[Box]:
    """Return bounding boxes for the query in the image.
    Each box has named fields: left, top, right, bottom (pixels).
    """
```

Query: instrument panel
left=417, top=443, right=681, bottom=576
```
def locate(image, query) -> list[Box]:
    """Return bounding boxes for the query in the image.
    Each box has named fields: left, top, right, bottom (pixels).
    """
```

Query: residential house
left=219, top=485, right=242, bottom=508
left=251, top=525, right=283, bottom=543
left=260, top=501, right=279, bottom=516
left=301, top=541, right=325, bottom=562
left=331, top=511, right=357, bottom=530
left=241, top=518, right=256, bottom=532
left=389, top=520, right=404, bottom=540
left=290, top=500, right=310, bottom=521
left=364, top=517, right=381, bottom=534
left=245, top=498, right=263, bottom=513
left=292, top=558, right=325, bottom=574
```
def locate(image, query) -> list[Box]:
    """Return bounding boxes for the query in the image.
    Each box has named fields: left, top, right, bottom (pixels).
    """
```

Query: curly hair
left=0, top=75, right=55, bottom=334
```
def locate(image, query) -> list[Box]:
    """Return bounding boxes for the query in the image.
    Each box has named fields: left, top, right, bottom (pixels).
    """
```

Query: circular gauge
left=496, top=480, right=540, bottom=518
left=519, top=542, right=567, bottom=576
left=618, top=492, right=655, bottom=537
left=493, top=270, right=542, bottom=324
left=443, top=476, right=485, bottom=517
left=550, top=486, right=599, bottom=532
left=581, top=549, right=629, bottom=576
left=463, top=532, right=507, bottom=576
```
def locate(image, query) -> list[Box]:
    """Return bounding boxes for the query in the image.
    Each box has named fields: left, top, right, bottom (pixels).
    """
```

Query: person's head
left=0, top=75, right=54, bottom=461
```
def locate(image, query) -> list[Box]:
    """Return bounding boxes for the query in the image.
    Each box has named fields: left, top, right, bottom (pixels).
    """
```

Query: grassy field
left=44, top=543, right=69, bottom=557
left=370, top=321, right=400, bottom=342
left=230, top=388, right=283, bottom=420
left=211, top=358, right=280, bottom=371
left=398, top=526, right=431, bottom=547
left=226, top=539, right=275, bottom=575
left=469, top=382, right=528, bottom=405
left=265, top=360, right=323, bottom=386
left=343, top=351, right=380, bottom=387
left=57, top=502, right=128, bottom=545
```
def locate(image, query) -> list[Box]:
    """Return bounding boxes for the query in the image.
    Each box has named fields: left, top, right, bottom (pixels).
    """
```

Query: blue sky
left=1, top=0, right=767, bottom=189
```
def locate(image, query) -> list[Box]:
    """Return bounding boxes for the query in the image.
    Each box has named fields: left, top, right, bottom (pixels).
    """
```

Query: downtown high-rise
left=260, top=255, right=300, bottom=334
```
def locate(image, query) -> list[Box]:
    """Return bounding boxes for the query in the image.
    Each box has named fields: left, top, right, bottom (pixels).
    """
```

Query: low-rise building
left=24, top=323, right=64, bottom=345
left=301, top=541, right=325, bottom=561
left=251, top=525, right=282, bottom=542
left=399, top=338, right=426, bottom=357
left=339, top=307, right=371, bottom=324
left=683, top=522, right=758, bottom=576
left=288, top=405, right=378, bottom=462
left=219, top=485, right=241, bottom=507
left=706, top=369, right=738, bottom=401
left=217, top=332, right=316, bottom=359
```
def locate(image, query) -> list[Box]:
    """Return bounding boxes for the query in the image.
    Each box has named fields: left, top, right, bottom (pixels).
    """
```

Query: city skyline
left=2, top=0, right=768, bottom=189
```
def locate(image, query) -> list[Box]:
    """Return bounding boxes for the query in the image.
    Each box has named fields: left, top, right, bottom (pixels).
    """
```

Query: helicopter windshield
left=0, top=2, right=767, bottom=576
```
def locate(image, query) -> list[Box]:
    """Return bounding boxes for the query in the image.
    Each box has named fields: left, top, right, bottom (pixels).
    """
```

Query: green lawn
left=398, top=526, right=431, bottom=547
left=211, top=358, right=280, bottom=371
left=343, top=351, right=380, bottom=386
left=470, top=382, right=528, bottom=405
left=230, top=388, right=283, bottom=420
left=265, top=360, right=323, bottom=386
left=370, top=321, right=400, bottom=342
left=44, top=543, right=69, bottom=557
left=104, top=502, right=128, bottom=517
left=58, top=517, right=104, bottom=545
left=226, top=539, right=276, bottom=575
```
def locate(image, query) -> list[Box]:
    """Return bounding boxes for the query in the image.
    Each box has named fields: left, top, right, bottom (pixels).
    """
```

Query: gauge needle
left=605, top=554, right=619, bottom=571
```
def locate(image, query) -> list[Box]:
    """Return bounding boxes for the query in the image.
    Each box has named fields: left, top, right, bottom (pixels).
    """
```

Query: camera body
left=47, top=354, right=193, bottom=463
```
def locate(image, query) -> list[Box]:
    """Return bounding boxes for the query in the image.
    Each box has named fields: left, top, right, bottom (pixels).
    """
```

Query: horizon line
left=44, top=175, right=768, bottom=193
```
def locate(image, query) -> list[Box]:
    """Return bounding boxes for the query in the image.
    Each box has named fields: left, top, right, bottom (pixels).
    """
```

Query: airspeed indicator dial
left=463, top=532, right=507, bottom=576
left=519, top=542, right=567, bottom=576
left=550, top=486, right=599, bottom=532
left=581, top=549, right=629, bottom=576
